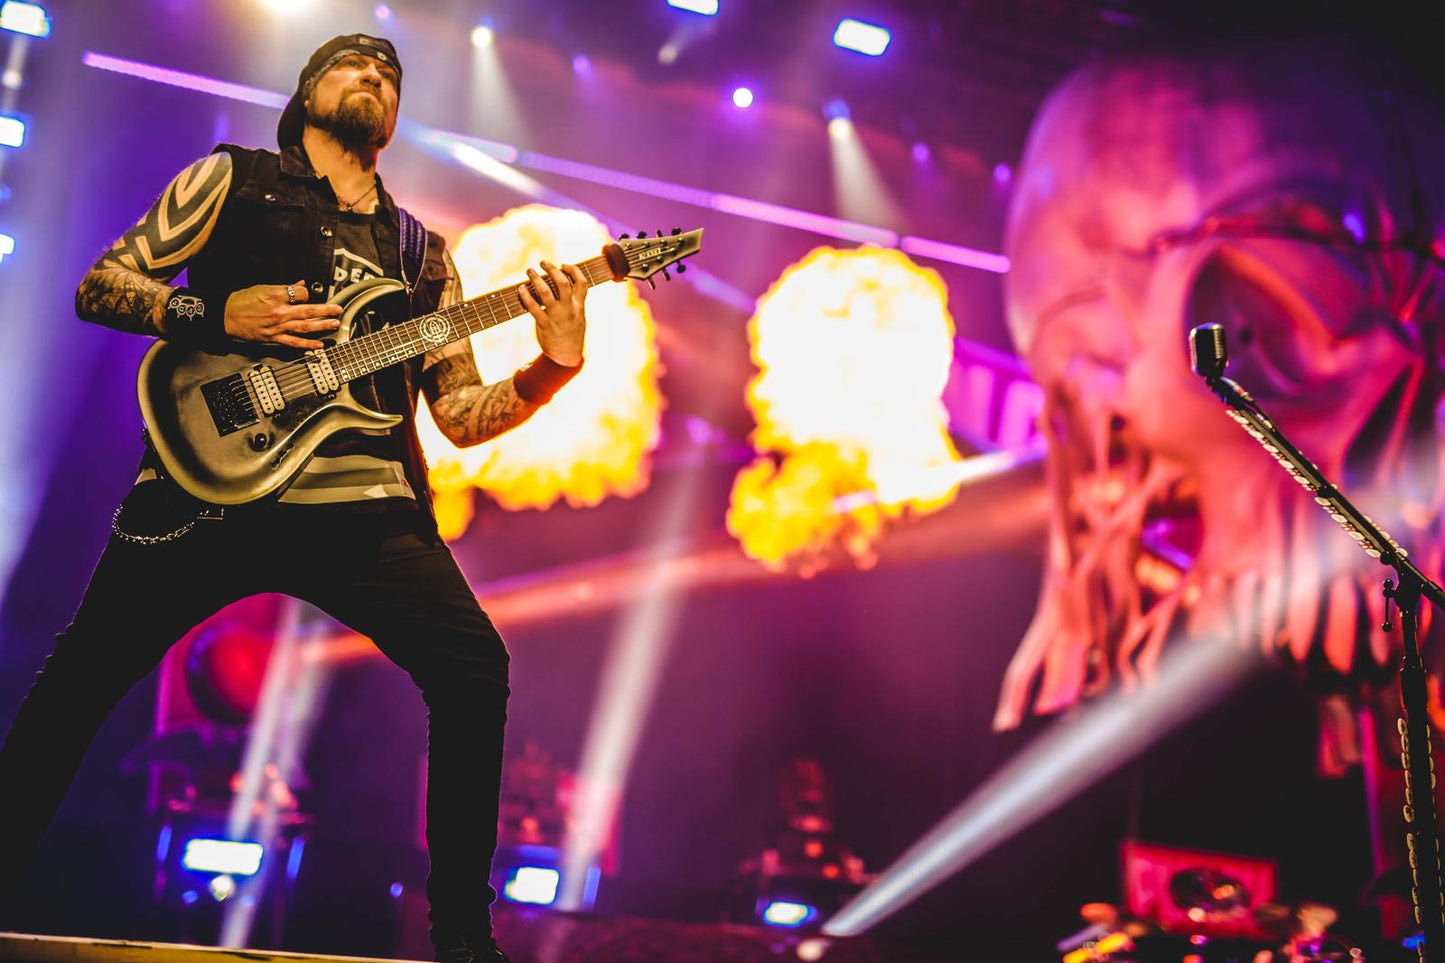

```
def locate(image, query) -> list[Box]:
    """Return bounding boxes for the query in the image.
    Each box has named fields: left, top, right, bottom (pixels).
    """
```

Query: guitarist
left=0, top=34, right=588, bottom=963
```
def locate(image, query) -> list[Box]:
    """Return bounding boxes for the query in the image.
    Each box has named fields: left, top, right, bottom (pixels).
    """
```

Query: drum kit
left=1056, top=867, right=1373, bottom=963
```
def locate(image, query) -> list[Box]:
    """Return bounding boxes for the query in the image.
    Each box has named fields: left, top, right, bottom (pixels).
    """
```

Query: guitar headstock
left=608, top=228, right=703, bottom=284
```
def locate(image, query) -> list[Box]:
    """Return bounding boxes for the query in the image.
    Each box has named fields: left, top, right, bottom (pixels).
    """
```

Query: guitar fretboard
left=325, top=254, right=616, bottom=382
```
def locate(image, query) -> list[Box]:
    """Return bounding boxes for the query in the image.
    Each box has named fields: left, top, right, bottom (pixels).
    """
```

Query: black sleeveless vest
left=186, top=143, right=450, bottom=531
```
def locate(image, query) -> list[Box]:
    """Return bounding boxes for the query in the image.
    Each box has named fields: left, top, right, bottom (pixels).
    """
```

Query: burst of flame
left=727, top=246, right=961, bottom=571
left=418, top=206, right=663, bottom=538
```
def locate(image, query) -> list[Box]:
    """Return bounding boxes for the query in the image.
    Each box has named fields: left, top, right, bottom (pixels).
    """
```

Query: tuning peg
left=671, top=227, right=681, bottom=235
left=636, top=230, right=647, bottom=238
left=646, top=278, right=656, bottom=289
left=661, top=268, right=671, bottom=281
left=656, top=229, right=665, bottom=240
left=676, top=262, right=687, bottom=274
left=619, top=233, right=630, bottom=240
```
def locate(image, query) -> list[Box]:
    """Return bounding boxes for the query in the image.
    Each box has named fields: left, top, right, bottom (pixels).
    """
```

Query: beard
left=306, top=89, right=392, bottom=153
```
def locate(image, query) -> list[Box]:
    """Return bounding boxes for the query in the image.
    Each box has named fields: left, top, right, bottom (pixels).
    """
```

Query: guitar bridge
left=201, top=374, right=259, bottom=436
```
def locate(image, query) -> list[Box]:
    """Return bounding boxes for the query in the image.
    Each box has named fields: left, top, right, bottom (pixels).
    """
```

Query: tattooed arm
left=421, top=251, right=541, bottom=448
left=75, top=152, right=232, bottom=336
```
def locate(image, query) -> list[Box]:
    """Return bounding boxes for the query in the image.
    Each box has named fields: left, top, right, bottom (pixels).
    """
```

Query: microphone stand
left=1191, top=330, right=1443, bottom=960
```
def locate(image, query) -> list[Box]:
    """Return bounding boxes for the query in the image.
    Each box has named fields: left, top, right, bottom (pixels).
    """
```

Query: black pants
left=0, top=489, right=508, bottom=942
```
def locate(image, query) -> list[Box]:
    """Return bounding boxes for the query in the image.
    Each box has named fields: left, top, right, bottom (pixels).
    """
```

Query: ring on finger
left=285, top=284, right=298, bottom=305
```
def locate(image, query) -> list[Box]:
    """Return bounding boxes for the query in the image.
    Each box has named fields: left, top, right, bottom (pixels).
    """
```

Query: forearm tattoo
left=74, top=152, right=232, bottom=337
left=424, top=355, right=540, bottom=447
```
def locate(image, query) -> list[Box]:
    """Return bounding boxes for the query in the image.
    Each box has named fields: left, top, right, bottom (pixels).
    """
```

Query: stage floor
left=0, top=934, right=423, bottom=963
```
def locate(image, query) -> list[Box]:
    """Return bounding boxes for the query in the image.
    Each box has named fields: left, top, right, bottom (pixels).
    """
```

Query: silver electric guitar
left=137, top=229, right=702, bottom=505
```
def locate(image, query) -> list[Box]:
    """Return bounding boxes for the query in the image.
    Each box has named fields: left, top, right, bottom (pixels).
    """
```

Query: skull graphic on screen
left=994, top=38, right=1445, bottom=739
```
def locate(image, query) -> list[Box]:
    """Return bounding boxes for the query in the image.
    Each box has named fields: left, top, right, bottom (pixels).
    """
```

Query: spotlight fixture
left=180, top=838, right=264, bottom=877
left=503, top=866, right=562, bottom=906
left=833, top=19, right=890, bottom=56
left=667, top=0, right=718, bottom=14
left=0, top=114, right=26, bottom=148
left=730, top=760, right=867, bottom=931
left=0, top=1, right=48, bottom=37
left=732, top=86, right=754, bottom=109
left=763, top=900, right=818, bottom=928
left=0, top=233, right=14, bottom=263
left=572, top=54, right=592, bottom=75
left=471, top=24, right=495, bottom=48
left=373, top=2, right=392, bottom=21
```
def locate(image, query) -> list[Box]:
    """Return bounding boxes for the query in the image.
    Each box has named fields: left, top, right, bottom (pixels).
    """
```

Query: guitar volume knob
left=248, top=432, right=271, bottom=452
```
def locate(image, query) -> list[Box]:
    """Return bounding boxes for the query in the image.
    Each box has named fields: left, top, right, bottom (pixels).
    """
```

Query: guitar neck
left=324, top=253, right=616, bottom=383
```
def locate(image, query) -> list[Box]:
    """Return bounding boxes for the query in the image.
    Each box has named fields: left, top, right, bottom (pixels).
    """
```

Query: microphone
left=1188, top=323, right=1228, bottom=380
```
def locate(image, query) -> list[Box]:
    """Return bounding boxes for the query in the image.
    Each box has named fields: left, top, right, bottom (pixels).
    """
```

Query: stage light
left=823, top=639, right=1257, bottom=936
left=911, top=142, right=930, bottom=163
left=558, top=475, right=707, bottom=909
left=373, top=2, right=392, bottom=21
left=180, top=890, right=200, bottom=906
left=81, top=53, right=288, bottom=109
left=0, top=233, right=14, bottom=263
left=0, top=115, right=26, bottom=148
left=84, top=56, right=1010, bottom=278
left=899, top=236, right=1010, bottom=274
left=389, top=882, right=404, bottom=898
left=260, top=0, right=315, bottom=14
left=732, top=86, right=754, bottom=108
left=471, top=24, right=495, bottom=48
left=992, top=163, right=1012, bottom=186
left=1342, top=210, right=1365, bottom=243
left=572, top=54, right=592, bottom=75
left=833, top=19, right=890, bottom=56
left=796, top=938, right=832, bottom=961
left=285, top=835, right=305, bottom=883
left=181, top=838, right=264, bottom=877
left=763, top=901, right=818, bottom=927
left=822, top=98, right=850, bottom=122
left=503, top=866, right=561, bottom=905
left=667, top=0, right=718, bottom=14
left=208, top=874, right=237, bottom=902
left=0, top=2, right=49, bottom=38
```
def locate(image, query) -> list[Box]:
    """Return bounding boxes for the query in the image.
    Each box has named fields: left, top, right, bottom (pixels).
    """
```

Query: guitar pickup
left=248, top=365, right=286, bottom=415
left=305, top=350, right=340, bottom=395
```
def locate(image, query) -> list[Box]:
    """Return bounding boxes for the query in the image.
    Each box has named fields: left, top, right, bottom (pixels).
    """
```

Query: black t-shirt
left=273, top=209, right=418, bottom=511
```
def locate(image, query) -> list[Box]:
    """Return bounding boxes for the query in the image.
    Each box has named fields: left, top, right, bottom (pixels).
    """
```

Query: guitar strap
left=397, top=205, right=428, bottom=298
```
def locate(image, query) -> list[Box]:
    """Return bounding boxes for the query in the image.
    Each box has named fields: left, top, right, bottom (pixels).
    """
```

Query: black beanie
left=276, top=34, right=402, bottom=149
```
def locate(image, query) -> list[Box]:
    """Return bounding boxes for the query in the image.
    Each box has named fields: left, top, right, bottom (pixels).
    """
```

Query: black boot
left=433, top=935, right=514, bottom=963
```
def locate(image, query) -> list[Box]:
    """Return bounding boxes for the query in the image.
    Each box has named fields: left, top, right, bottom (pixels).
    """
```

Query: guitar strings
left=218, top=255, right=627, bottom=409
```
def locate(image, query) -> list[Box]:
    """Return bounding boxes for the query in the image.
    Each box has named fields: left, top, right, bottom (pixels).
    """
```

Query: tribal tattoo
left=75, top=152, right=232, bottom=337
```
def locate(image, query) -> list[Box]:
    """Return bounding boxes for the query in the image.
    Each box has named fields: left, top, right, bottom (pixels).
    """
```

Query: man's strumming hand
left=224, top=280, right=343, bottom=350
